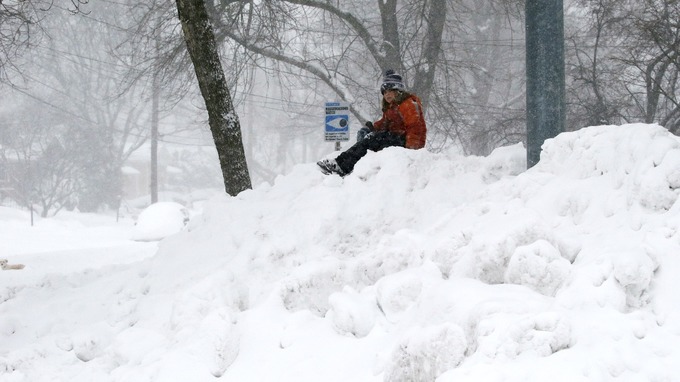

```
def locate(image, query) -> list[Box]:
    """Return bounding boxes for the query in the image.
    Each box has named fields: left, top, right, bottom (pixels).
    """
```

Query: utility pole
left=525, top=0, right=565, bottom=168
left=150, top=71, right=159, bottom=204
left=150, top=26, right=161, bottom=204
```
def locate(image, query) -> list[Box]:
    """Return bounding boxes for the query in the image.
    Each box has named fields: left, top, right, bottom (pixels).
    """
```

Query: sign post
left=324, top=102, right=350, bottom=151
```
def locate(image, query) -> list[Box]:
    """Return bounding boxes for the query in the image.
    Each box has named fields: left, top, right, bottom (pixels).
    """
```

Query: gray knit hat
left=380, top=69, right=405, bottom=94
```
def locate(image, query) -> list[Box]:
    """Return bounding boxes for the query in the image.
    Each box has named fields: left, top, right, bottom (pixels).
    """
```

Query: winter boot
left=316, top=159, right=346, bottom=176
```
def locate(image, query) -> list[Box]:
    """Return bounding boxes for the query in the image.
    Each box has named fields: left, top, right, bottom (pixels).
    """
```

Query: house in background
left=120, top=143, right=220, bottom=204
left=121, top=165, right=144, bottom=199
left=121, top=145, right=173, bottom=201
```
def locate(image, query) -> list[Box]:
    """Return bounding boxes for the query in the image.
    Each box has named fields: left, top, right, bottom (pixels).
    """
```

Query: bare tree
left=0, top=102, right=80, bottom=217
left=438, top=0, right=526, bottom=155
left=565, top=0, right=680, bottom=134
left=208, top=1, right=537, bottom=157
left=628, top=0, right=680, bottom=133
left=37, top=2, right=149, bottom=210
left=0, top=0, right=89, bottom=84
left=1, top=2, right=160, bottom=213
left=567, top=0, right=621, bottom=127
left=125, top=0, right=533, bottom=172
left=210, top=1, right=447, bottom=121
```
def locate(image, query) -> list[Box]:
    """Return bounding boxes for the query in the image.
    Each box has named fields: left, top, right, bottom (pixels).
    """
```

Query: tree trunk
left=175, top=0, right=252, bottom=196
left=411, top=0, right=446, bottom=110
left=378, top=0, right=402, bottom=73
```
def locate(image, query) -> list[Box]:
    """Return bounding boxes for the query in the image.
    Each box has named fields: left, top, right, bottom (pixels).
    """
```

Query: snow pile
left=1, top=123, right=680, bottom=381
left=132, top=202, right=189, bottom=242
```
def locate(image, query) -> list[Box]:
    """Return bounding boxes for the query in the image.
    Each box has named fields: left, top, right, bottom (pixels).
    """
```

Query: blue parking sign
left=325, top=102, right=350, bottom=142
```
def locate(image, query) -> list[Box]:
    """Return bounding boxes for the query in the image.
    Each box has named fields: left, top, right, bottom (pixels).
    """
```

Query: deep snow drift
left=1, top=123, right=679, bottom=381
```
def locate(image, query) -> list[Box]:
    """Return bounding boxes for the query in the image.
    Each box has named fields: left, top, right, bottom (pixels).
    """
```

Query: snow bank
left=2, top=124, right=680, bottom=381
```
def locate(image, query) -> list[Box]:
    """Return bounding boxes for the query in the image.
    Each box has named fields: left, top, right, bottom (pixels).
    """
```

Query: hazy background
left=1, top=0, right=679, bottom=216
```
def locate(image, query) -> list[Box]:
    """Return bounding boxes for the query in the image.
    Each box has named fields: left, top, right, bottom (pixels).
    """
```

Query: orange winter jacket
left=373, top=92, right=427, bottom=149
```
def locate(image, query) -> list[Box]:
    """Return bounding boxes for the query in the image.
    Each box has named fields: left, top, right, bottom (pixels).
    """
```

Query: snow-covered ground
left=1, top=123, right=679, bottom=381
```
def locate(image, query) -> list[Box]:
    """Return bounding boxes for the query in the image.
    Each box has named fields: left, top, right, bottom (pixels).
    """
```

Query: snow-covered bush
left=383, top=323, right=467, bottom=382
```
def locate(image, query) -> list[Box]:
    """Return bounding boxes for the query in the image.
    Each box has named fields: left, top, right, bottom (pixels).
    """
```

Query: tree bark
left=175, top=0, right=252, bottom=196
left=378, top=0, right=402, bottom=73
left=411, top=0, right=446, bottom=109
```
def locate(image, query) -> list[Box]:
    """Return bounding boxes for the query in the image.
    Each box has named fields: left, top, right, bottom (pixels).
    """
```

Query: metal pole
left=525, top=0, right=566, bottom=168
left=151, top=74, right=159, bottom=203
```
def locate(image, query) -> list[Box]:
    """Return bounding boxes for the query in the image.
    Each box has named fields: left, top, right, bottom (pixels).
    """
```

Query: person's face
left=383, top=89, right=399, bottom=103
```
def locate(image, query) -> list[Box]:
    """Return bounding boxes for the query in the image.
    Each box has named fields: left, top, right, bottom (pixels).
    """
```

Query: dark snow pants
left=335, top=131, right=406, bottom=174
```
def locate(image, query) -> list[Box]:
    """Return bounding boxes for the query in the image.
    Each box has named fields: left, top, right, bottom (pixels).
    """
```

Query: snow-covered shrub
left=539, top=124, right=680, bottom=212
left=449, top=216, right=573, bottom=287
left=637, top=147, right=680, bottom=211
left=504, top=239, right=572, bottom=296
left=474, top=311, right=571, bottom=360
left=383, top=323, right=467, bottom=382
left=612, top=248, right=658, bottom=309
left=326, top=286, right=377, bottom=338
left=375, top=271, right=424, bottom=321
left=482, top=142, right=527, bottom=183
left=280, top=263, right=346, bottom=316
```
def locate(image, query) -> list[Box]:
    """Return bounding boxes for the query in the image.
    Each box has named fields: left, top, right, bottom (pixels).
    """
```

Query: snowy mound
left=132, top=202, right=189, bottom=242
left=2, top=124, right=680, bottom=381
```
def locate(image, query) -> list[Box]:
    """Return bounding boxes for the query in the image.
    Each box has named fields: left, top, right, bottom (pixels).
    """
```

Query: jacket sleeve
left=373, top=113, right=386, bottom=131
left=399, top=96, right=427, bottom=149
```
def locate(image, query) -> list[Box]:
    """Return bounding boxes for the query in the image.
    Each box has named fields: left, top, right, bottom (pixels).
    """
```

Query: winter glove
left=356, top=127, right=371, bottom=142
left=365, top=121, right=374, bottom=131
